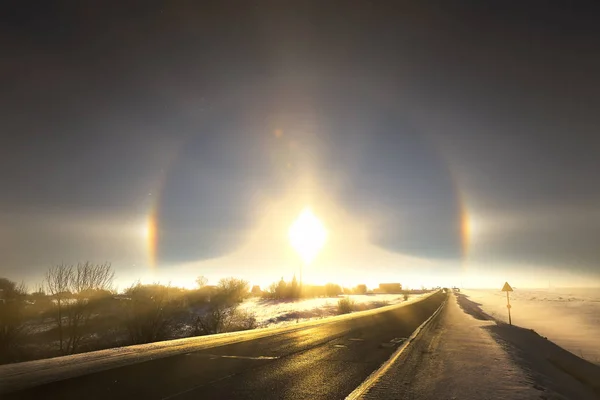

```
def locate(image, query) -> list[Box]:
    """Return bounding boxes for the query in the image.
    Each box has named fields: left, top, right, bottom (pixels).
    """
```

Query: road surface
left=4, top=291, right=445, bottom=400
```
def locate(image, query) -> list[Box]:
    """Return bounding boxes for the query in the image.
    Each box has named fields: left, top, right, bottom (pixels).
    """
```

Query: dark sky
left=2, top=1, right=600, bottom=286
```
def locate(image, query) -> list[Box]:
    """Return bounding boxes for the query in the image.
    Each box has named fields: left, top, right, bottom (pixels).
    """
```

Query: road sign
left=501, top=282, right=513, bottom=325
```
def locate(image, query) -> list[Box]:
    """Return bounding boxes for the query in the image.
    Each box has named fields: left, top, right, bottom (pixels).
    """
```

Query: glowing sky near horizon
left=2, top=2, right=600, bottom=290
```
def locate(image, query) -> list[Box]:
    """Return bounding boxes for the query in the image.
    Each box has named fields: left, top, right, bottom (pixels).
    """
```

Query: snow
left=457, top=291, right=600, bottom=399
left=358, top=294, right=541, bottom=399
left=239, top=294, right=423, bottom=328
left=462, top=288, right=600, bottom=365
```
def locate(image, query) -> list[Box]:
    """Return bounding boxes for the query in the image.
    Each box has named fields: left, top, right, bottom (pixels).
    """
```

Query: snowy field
left=462, top=288, right=600, bottom=365
left=239, top=293, right=425, bottom=328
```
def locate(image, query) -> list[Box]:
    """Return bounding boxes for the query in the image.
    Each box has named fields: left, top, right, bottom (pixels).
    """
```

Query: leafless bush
left=194, top=302, right=234, bottom=335
left=192, top=277, right=250, bottom=335
left=122, top=283, right=182, bottom=344
left=194, top=305, right=257, bottom=335
left=337, top=297, right=355, bottom=314
left=227, top=309, right=257, bottom=331
left=195, top=275, right=208, bottom=289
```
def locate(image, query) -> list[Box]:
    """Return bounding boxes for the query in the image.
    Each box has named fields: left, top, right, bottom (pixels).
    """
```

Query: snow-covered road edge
left=457, top=293, right=600, bottom=399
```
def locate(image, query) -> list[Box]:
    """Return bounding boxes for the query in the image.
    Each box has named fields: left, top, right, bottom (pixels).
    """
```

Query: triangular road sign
left=501, top=282, right=513, bottom=292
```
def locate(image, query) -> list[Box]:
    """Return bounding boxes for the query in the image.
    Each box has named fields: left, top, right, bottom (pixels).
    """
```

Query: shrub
left=122, top=283, right=180, bottom=344
left=262, top=276, right=300, bottom=300
left=403, top=293, right=409, bottom=301
left=227, top=309, right=258, bottom=332
left=250, top=285, right=262, bottom=296
left=337, top=297, right=355, bottom=314
left=354, top=284, right=367, bottom=294
left=325, top=283, right=342, bottom=297
left=192, top=277, right=251, bottom=335
left=215, top=277, right=250, bottom=305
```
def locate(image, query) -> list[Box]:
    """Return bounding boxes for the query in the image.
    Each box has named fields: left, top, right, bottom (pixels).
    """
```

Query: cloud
left=0, top=211, right=147, bottom=279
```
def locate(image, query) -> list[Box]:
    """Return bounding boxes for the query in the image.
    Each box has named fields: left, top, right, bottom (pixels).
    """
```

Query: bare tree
left=45, top=262, right=114, bottom=354
left=45, top=265, right=72, bottom=354
left=195, top=275, right=208, bottom=289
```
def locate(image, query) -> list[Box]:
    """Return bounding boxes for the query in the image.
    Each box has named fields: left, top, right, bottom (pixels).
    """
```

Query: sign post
left=501, top=282, right=513, bottom=325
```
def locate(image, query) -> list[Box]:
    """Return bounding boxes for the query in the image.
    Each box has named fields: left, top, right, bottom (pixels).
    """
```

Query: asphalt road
left=6, top=292, right=446, bottom=400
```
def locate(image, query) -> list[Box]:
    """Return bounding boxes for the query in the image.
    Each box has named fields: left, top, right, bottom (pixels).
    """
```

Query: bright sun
left=289, top=208, right=328, bottom=265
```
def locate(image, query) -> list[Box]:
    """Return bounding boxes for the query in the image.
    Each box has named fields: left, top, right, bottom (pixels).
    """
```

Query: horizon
left=14, top=264, right=600, bottom=294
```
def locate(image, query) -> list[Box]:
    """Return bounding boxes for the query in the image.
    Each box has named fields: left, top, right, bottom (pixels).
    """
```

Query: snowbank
left=457, top=292, right=600, bottom=399
left=239, top=294, right=422, bottom=328
left=462, top=288, right=600, bottom=365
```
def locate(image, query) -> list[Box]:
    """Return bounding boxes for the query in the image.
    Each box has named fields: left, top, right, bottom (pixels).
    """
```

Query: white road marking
left=214, top=355, right=279, bottom=360
left=347, top=298, right=447, bottom=399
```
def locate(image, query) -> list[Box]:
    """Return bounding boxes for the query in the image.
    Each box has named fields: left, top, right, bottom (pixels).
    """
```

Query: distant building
left=378, top=283, right=403, bottom=293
